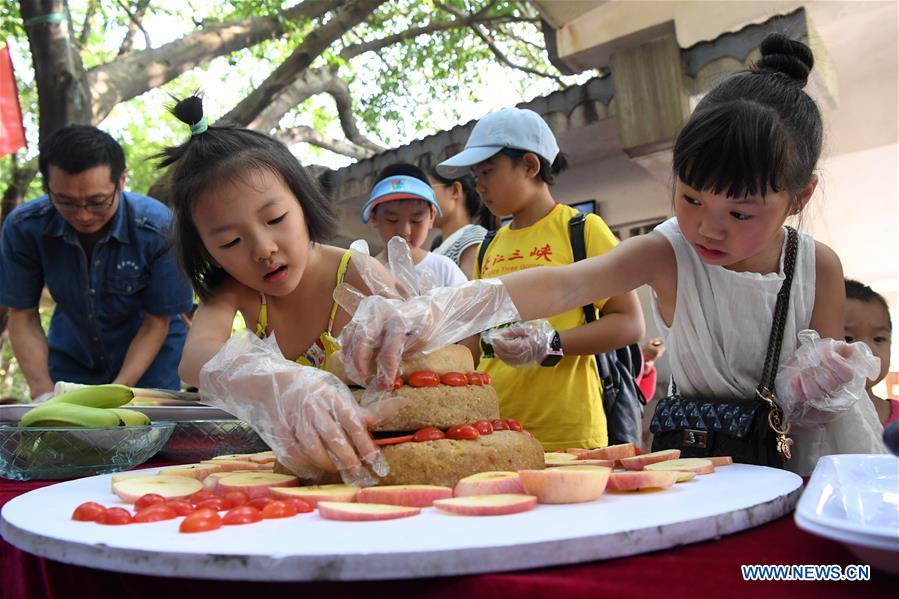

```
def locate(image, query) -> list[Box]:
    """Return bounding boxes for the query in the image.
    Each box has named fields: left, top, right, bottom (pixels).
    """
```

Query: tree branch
left=78, top=0, right=100, bottom=46
left=340, top=1, right=536, bottom=61
left=470, top=23, right=563, bottom=83
left=117, top=0, right=153, bottom=56
left=276, top=126, right=376, bottom=160
left=221, top=0, right=386, bottom=128
left=86, top=1, right=338, bottom=123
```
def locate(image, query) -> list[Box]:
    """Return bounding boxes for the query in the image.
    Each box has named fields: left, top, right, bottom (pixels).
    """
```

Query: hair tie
left=189, top=117, right=209, bottom=136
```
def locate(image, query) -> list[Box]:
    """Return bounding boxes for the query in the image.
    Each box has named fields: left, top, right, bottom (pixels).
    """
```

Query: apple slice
left=543, top=452, right=578, bottom=466
left=576, top=443, right=636, bottom=461
left=606, top=471, right=678, bottom=491
left=216, top=472, right=299, bottom=498
left=432, top=494, right=537, bottom=516
left=547, top=465, right=611, bottom=472
left=271, top=484, right=360, bottom=507
left=619, top=449, right=681, bottom=471
left=708, top=456, right=733, bottom=467
left=357, top=485, right=452, bottom=507
left=675, top=471, right=697, bottom=483
left=645, top=458, right=715, bottom=475
left=519, top=467, right=610, bottom=504
left=248, top=451, right=276, bottom=464
left=552, top=458, right=614, bottom=468
left=317, top=502, right=420, bottom=521
left=159, top=463, right=222, bottom=481
left=565, top=448, right=590, bottom=456
left=109, top=470, right=158, bottom=490
left=200, top=459, right=264, bottom=472
left=454, top=472, right=525, bottom=497
left=209, top=453, right=253, bottom=461
left=113, top=475, right=203, bottom=503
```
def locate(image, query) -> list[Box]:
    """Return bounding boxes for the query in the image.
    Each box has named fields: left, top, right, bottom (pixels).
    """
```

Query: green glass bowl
left=0, top=422, right=174, bottom=481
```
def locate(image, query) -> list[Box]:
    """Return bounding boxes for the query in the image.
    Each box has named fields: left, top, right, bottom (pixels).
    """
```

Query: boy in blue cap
left=362, top=164, right=467, bottom=287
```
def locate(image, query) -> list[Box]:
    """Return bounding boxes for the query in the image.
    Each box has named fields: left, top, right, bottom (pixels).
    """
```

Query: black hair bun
left=170, top=94, right=205, bottom=127
left=756, top=32, right=813, bottom=86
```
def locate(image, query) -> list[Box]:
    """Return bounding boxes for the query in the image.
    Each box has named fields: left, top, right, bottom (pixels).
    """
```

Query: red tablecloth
left=1, top=468, right=893, bottom=599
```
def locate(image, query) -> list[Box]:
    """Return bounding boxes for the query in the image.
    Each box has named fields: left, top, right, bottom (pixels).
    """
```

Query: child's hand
left=336, top=237, right=522, bottom=390
left=198, top=330, right=406, bottom=487
left=774, top=330, right=880, bottom=425
left=482, top=320, right=557, bottom=367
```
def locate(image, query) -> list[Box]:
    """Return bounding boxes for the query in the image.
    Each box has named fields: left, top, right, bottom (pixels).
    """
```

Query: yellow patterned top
left=255, top=249, right=352, bottom=369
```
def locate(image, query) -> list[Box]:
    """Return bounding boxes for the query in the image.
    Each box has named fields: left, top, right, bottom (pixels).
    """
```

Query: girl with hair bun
left=157, top=95, right=401, bottom=487
left=340, top=33, right=886, bottom=474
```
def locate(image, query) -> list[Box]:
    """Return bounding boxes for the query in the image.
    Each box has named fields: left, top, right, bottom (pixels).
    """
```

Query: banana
left=46, top=384, right=134, bottom=409
left=109, top=408, right=151, bottom=426
left=20, top=402, right=122, bottom=428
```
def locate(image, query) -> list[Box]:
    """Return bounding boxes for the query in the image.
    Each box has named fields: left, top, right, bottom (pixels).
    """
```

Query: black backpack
left=477, top=213, right=647, bottom=446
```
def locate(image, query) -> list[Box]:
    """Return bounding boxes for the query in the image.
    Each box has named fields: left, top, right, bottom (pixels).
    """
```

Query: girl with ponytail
left=339, top=34, right=886, bottom=473
left=157, top=96, right=401, bottom=487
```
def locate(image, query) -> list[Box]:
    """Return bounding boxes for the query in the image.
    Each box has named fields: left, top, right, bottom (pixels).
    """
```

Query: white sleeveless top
left=650, top=218, right=816, bottom=400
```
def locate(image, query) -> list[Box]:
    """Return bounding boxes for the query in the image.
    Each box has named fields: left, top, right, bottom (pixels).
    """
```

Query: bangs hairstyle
left=845, top=279, right=892, bottom=332
left=157, top=95, right=336, bottom=300
left=673, top=33, right=822, bottom=199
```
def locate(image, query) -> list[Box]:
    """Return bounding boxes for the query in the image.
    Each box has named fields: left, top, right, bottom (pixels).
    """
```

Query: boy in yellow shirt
left=436, top=108, right=644, bottom=450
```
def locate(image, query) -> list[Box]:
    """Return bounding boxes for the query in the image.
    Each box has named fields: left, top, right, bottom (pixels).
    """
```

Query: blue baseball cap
left=436, top=108, right=560, bottom=178
left=360, top=175, right=442, bottom=223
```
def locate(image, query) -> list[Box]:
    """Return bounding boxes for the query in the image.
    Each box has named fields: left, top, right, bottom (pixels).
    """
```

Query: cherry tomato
left=473, top=420, right=494, bottom=435
left=491, top=419, right=509, bottom=431
left=195, top=497, right=232, bottom=512
left=440, top=372, right=468, bottom=387
left=165, top=500, right=194, bottom=516
left=134, top=504, right=178, bottom=523
left=412, top=427, right=446, bottom=442
left=98, top=507, right=133, bottom=525
left=281, top=497, right=313, bottom=514
left=466, top=372, right=483, bottom=385
left=222, top=505, right=263, bottom=526
left=247, top=497, right=273, bottom=511
left=261, top=500, right=297, bottom=519
left=393, top=375, right=404, bottom=391
left=189, top=490, right=219, bottom=506
left=446, top=424, right=480, bottom=441
left=479, top=372, right=492, bottom=385
left=222, top=490, right=249, bottom=507
left=408, top=370, right=440, bottom=388
left=134, top=493, right=166, bottom=511
left=505, top=419, right=523, bottom=432
left=72, top=502, right=107, bottom=522
left=179, top=509, right=222, bottom=533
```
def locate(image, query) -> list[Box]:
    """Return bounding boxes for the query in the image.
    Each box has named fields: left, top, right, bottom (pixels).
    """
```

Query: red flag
left=0, top=42, right=26, bottom=157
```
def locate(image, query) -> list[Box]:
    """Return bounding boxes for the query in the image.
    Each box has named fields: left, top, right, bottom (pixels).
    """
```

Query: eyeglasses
left=50, top=185, right=118, bottom=214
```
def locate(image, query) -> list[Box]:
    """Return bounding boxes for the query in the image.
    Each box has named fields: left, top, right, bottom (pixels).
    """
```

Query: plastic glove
left=32, top=391, right=54, bottom=404
left=481, top=320, right=556, bottom=367
left=199, top=330, right=406, bottom=487
left=774, top=329, right=880, bottom=425
left=335, top=237, right=522, bottom=391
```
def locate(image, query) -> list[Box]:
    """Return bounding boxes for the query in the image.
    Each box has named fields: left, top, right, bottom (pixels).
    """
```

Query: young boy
left=844, top=279, right=897, bottom=426
left=436, top=108, right=645, bottom=450
left=361, top=165, right=467, bottom=288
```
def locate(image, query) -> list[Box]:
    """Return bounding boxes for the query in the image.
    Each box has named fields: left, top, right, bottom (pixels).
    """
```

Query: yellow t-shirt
left=474, top=203, right=618, bottom=450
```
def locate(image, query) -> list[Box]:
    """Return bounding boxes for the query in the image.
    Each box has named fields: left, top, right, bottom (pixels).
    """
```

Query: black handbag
left=649, top=227, right=798, bottom=467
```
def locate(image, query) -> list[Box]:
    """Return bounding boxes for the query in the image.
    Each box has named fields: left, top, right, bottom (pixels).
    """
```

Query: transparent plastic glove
left=32, top=391, right=54, bottom=404
left=481, top=320, right=556, bottom=367
left=335, top=238, right=522, bottom=391
left=774, top=329, right=880, bottom=426
left=199, top=330, right=405, bottom=487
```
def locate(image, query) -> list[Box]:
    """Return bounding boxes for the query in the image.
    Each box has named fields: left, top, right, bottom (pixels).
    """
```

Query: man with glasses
left=0, top=125, right=193, bottom=400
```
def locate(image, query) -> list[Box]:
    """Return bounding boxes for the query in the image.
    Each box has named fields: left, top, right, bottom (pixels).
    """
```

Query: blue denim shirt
left=0, top=192, right=193, bottom=389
